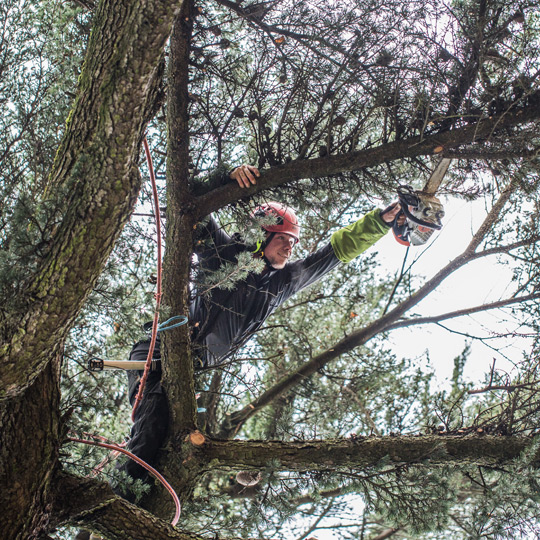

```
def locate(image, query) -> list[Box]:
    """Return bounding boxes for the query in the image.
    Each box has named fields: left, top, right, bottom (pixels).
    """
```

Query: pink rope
left=69, top=436, right=181, bottom=526
left=131, top=136, right=163, bottom=422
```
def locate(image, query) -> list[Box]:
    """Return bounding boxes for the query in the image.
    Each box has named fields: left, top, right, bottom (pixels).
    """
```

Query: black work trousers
left=114, top=339, right=168, bottom=502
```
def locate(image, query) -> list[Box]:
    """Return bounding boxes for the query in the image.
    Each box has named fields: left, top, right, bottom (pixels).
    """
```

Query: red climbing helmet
left=252, top=201, right=300, bottom=243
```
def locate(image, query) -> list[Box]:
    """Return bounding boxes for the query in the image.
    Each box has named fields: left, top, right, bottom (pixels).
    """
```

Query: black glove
left=379, top=202, right=401, bottom=228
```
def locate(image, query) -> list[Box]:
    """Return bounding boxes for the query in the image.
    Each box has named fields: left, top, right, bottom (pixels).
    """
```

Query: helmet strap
left=252, top=232, right=275, bottom=266
left=251, top=239, right=264, bottom=254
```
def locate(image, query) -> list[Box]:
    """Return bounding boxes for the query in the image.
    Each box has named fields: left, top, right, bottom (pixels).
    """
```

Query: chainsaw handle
left=397, top=185, right=442, bottom=231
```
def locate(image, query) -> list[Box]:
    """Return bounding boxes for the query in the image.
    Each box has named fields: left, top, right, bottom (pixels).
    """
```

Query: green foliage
left=200, top=250, right=266, bottom=292
left=0, top=0, right=89, bottom=308
left=4, top=0, right=540, bottom=538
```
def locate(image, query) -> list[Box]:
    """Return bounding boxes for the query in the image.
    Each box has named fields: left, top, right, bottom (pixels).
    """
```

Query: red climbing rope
left=69, top=137, right=181, bottom=527
left=88, top=437, right=126, bottom=478
left=68, top=435, right=181, bottom=526
left=131, top=136, right=163, bottom=422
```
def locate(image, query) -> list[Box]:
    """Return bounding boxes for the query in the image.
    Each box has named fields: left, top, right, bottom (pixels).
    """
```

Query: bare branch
left=385, top=293, right=540, bottom=332
left=469, top=380, right=540, bottom=395
left=194, top=102, right=540, bottom=218
left=294, top=500, right=335, bottom=540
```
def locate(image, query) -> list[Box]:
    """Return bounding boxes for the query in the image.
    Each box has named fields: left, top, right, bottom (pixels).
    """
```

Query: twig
left=343, top=386, right=381, bottom=436
left=469, top=380, right=540, bottom=395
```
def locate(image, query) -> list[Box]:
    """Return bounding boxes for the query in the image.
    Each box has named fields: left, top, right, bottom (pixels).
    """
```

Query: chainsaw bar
left=422, top=157, right=452, bottom=195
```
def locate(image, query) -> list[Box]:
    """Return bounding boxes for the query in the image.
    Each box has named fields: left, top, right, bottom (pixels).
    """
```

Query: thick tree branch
left=193, top=100, right=540, bottom=218
left=199, top=434, right=537, bottom=470
left=52, top=473, right=215, bottom=540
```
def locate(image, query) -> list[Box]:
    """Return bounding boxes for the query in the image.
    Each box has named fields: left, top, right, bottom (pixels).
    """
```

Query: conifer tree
left=1, top=1, right=540, bottom=539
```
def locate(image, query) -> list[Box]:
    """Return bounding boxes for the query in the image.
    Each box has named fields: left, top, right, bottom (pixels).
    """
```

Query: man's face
left=264, top=233, right=296, bottom=269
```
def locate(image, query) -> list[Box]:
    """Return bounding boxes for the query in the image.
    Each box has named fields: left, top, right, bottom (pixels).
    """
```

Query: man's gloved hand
left=380, top=202, right=404, bottom=226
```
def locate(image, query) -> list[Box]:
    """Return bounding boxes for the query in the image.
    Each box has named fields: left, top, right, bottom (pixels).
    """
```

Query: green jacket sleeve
left=330, top=209, right=390, bottom=263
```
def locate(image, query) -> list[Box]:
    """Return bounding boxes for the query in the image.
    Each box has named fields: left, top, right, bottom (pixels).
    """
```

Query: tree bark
left=2, top=0, right=184, bottom=396
left=52, top=472, right=263, bottom=540
left=200, top=434, right=537, bottom=470
left=163, top=0, right=198, bottom=436
left=52, top=473, right=208, bottom=540
left=0, top=362, right=60, bottom=540
left=0, top=1, right=185, bottom=538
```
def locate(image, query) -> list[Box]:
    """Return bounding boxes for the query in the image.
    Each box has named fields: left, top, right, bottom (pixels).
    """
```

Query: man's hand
left=380, top=202, right=404, bottom=225
left=230, top=164, right=260, bottom=188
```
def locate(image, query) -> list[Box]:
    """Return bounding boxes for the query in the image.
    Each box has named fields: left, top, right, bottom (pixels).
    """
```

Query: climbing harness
left=392, top=157, right=451, bottom=246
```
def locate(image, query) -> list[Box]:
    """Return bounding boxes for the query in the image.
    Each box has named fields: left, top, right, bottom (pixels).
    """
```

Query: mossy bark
left=0, top=0, right=185, bottom=538
left=144, top=3, right=200, bottom=517
left=0, top=361, right=60, bottom=540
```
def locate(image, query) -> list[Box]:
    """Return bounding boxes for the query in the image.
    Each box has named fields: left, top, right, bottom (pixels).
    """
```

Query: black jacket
left=128, top=207, right=388, bottom=399
left=190, top=215, right=341, bottom=366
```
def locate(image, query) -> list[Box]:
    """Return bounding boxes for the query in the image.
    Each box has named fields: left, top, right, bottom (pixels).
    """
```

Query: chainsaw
left=392, top=158, right=451, bottom=246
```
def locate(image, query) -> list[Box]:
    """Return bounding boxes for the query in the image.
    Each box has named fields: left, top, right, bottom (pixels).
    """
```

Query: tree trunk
left=0, top=1, right=185, bottom=538
left=0, top=361, right=60, bottom=540
left=163, top=0, right=198, bottom=435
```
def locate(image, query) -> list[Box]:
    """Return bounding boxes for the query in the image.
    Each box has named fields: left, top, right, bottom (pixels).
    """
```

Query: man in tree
left=117, top=164, right=403, bottom=499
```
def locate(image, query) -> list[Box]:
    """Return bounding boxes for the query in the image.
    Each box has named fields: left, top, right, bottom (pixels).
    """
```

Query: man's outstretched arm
left=330, top=203, right=400, bottom=263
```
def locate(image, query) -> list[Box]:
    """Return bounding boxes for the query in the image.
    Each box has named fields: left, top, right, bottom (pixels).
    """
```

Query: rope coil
left=68, top=434, right=181, bottom=526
